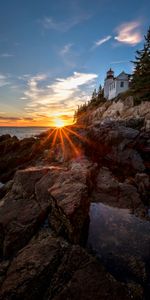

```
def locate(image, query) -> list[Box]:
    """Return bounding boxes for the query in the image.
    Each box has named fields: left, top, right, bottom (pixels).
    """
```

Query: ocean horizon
left=0, top=126, right=51, bottom=140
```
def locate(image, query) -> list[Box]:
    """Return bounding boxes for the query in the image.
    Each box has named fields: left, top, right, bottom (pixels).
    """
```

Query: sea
left=0, top=127, right=51, bottom=140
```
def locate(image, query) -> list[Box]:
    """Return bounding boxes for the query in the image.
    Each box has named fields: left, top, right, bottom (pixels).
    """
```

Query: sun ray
left=52, top=129, right=59, bottom=147
left=59, top=129, right=65, bottom=159
left=65, top=127, right=91, bottom=145
left=62, top=128, right=80, bottom=157
left=41, top=128, right=57, bottom=146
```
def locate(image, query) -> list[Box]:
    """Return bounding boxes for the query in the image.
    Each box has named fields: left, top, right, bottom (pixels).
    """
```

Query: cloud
left=20, top=96, right=28, bottom=100
left=0, top=116, right=21, bottom=121
left=23, top=71, right=98, bottom=118
left=59, top=43, right=78, bottom=68
left=49, top=72, right=97, bottom=91
left=0, top=74, right=10, bottom=87
left=24, top=117, right=34, bottom=121
left=0, top=116, right=34, bottom=122
left=41, top=14, right=90, bottom=32
left=114, top=21, right=142, bottom=45
left=94, top=35, right=112, bottom=48
left=0, top=53, right=14, bottom=58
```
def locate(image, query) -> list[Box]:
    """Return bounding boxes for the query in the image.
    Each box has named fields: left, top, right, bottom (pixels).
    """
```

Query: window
left=120, top=81, right=124, bottom=87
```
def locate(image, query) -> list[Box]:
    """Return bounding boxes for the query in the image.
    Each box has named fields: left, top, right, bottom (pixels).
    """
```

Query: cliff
left=76, top=96, right=150, bottom=131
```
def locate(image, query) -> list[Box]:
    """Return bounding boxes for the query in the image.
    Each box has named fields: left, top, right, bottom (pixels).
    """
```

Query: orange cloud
left=115, top=21, right=142, bottom=45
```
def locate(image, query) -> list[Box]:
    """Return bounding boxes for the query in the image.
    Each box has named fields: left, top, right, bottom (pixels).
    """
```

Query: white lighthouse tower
left=104, top=68, right=114, bottom=99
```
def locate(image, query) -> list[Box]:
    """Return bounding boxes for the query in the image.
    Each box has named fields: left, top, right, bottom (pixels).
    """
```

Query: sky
left=0, top=0, right=149, bottom=126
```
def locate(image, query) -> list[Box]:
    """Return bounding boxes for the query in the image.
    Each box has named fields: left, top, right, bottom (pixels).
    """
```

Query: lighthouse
left=104, top=68, right=130, bottom=100
left=104, top=68, right=114, bottom=99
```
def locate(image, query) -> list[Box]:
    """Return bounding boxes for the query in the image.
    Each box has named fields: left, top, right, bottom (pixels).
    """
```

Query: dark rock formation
left=48, top=158, right=96, bottom=243
left=0, top=159, right=94, bottom=258
left=0, top=167, right=52, bottom=257
left=0, top=230, right=63, bottom=300
left=87, top=121, right=145, bottom=174
left=0, top=229, right=143, bottom=300
left=0, top=135, right=38, bottom=182
left=91, top=167, right=146, bottom=217
left=45, top=244, right=141, bottom=300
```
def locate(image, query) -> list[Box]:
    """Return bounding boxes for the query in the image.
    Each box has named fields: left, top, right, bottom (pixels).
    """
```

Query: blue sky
left=0, top=0, right=149, bottom=126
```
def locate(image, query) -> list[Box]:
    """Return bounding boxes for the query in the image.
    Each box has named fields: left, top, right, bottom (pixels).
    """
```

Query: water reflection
left=87, top=203, right=150, bottom=282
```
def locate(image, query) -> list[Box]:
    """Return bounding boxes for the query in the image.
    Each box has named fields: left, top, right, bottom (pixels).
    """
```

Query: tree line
left=74, top=85, right=106, bottom=121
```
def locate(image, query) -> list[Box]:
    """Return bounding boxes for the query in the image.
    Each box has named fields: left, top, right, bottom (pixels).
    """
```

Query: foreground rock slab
left=48, top=158, right=97, bottom=243
left=0, top=158, right=96, bottom=258
left=0, top=167, right=52, bottom=258
left=0, top=230, right=63, bottom=300
left=0, top=229, right=143, bottom=300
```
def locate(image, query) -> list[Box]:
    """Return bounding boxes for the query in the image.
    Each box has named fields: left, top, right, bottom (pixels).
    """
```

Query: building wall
left=104, top=78, right=114, bottom=99
left=108, top=74, right=129, bottom=100
left=115, top=79, right=129, bottom=96
left=108, top=80, right=117, bottom=100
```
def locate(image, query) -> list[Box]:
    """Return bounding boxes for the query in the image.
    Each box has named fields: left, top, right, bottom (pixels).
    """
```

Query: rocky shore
left=0, top=98, right=150, bottom=299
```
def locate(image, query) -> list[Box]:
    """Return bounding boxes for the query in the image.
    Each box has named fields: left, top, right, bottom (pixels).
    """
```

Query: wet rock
left=100, top=251, right=147, bottom=287
left=87, top=201, right=150, bottom=290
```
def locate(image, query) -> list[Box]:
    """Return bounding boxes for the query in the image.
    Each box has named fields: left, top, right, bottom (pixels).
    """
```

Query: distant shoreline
left=0, top=126, right=51, bottom=140
left=0, top=126, right=51, bottom=128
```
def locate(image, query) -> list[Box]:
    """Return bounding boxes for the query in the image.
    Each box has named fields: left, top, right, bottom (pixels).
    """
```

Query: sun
left=54, top=118, right=65, bottom=128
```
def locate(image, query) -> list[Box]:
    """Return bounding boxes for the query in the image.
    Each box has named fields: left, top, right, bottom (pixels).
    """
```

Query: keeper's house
left=104, top=68, right=131, bottom=100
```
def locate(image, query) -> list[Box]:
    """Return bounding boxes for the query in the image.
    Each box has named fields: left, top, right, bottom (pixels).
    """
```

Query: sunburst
left=42, top=123, right=89, bottom=160
left=54, top=118, right=65, bottom=128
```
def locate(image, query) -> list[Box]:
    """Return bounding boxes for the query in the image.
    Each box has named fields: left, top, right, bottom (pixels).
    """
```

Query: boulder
left=0, top=136, right=44, bottom=183
left=0, top=167, right=52, bottom=258
left=48, top=158, right=96, bottom=243
left=92, top=167, right=144, bottom=215
left=87, top=122, right=145, bottom=175
left=0, top=159, right=95, bottom=256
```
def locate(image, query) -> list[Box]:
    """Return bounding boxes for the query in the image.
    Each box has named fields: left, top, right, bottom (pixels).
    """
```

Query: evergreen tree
left=91, top=88, right=97, bottom=100
left=98, top=84, right=103, bottom=96
left=97, top=84, right=104, bottom=100
left=131, top=27, right=150, bottom=101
